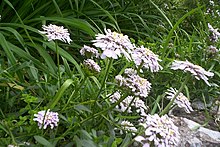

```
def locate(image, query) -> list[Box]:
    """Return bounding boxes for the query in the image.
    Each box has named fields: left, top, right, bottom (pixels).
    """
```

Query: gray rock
left=172, top=116, right=220, bottom=147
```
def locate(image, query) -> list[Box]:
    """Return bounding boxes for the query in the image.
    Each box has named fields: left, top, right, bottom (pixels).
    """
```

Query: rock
left=172, top=116, right=220, bottom=147
left=185, top=137, right=202, bottom=147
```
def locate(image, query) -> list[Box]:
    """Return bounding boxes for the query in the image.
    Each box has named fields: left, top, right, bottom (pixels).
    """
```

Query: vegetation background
left=0, top=0, right=219, bottom=146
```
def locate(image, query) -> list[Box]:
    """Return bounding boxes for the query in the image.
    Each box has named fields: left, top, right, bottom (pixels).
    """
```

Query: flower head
left=208, top=23, right=220, bottom=42
left=109, top=92, right=148, bottom=116
left=135, top=114, right=180, bottom=147
left=166, top=87, right=193, bottom=113
left=83, top=59, right=101, bottom=73
left=39, top=24, right=72, bottom=44
left=207, top=45, right=219, bottom=55
left=115, top=68, right=151, bottom=97
left=120, top=120, right=137, bottom=135
left=80, top=45, right=99, bottom=58
left=170, top=60, right=214, bottom=86
left=92, top=29, right=134, bottom=60
left=131, top=45, right=163, bottom=72
left=33, top=109, right=59, bottom=129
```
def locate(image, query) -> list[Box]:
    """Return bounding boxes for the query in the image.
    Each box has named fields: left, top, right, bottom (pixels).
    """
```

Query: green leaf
left=34, top=135, right=54, bottom=147
left=74, top=104, right=92, bottom=113
left=43, top=41, right=84, bottom=78
left=49, top=79, right=74, bottom=109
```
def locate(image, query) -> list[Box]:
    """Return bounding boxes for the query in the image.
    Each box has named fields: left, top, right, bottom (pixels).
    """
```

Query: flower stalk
left=94, top=58, right=113, bottom=103
left=160, top=74, right=190, bottom=116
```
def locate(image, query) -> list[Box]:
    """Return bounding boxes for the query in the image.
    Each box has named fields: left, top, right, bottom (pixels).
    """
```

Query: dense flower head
left=207, top=45, right=219, bottom=55
left=109, top=91, right=148, bottom=116
left=131, top=45, right=163, bottom=72
left=33, top=109, right=59, bottom=129
left=83, top=59, right=101, bottom=73
left=39, top=24, right=72, bottom=44
left=166, top=87, right=194, bottom=113
left=80, top=45, right=99, bottom=58
left=92, top=29, right=134, bottom=60
left=120, top=120, right=137, bottom=135
left=170, top=60, right=214, bottom=86
left=135, top=114, right=180, bottom=147
left=208, top=23, right=220, bottom=42
left=115, top=68, right=151, bottom=97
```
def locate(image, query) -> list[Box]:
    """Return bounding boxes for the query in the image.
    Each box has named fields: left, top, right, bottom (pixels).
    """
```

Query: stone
left=172, top=116, right=220, bottom=146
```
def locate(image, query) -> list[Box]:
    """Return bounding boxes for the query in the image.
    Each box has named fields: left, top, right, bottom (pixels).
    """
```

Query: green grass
left=0, top=0, right=219, bottom=146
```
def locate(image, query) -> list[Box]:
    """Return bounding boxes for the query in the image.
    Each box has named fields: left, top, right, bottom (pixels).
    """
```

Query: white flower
left=120, top=120, right=137, bottom=135
left=209, top=0, right=214, bottom=6
left=170, top=60, right=214, bottom=86
left=83, top=59, right=101, bottom=73
left=135, top=114, right=180, bottom=147
left=133, top=97, right=148, bottom=116
left=208, top=23, right=220, bottom=42
left=7, top=145, right=18, bottom=147
left=207, top=45, right=219, bottom=55
left=80, top=45, right=99, bottom=58
left=131, top=45, right=163, bottom=72
left=115, top=68, right=151, bottom=97
left=92, top=29, right=134, bottom=60
left=39, top=24, right=72, bottom=44
left=33, top=109, right=59, bottom=129
left=109, top=92, right=148, bottom=116
left=166, top=87, right=194, bottom=113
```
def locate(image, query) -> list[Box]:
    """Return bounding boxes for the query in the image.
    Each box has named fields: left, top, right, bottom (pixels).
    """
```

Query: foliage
left=0, top=0, right=219, bottom=146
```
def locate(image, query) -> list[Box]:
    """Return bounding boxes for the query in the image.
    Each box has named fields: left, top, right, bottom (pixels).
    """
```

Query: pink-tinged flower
left=170, top=60, right=214, bottom=86
left=39, top=24, right=72, bottom=44
left=208, top=23, right=220, bottom=42
left=166, top=87, right=194, bottom=113
left=109, top=92, right=148, bottom=116
left=131, top=45, right=163, bottom=72
left=115, top=68, right=151, bottom=97
left=135, top=114, right=180, bottom=147
left=207, top=45, right=219, bottom=55
left=33, top=109, right=59, bottom=129
left=92, top=29, right=134, bottom=60
left=120, top=120, right=137, bottom=135
left=80, top=45, right=99, bottom=58
left=83, top=59, right=101, bottom=73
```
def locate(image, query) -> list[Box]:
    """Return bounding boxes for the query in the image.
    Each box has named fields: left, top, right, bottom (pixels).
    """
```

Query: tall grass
left=0, top=0, right=219, bottom=146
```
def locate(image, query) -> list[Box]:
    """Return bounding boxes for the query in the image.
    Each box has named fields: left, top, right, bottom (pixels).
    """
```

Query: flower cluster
left=92, top=29, right=134, bottom=60
left=135, top=114, right=180, bottom=147
left=131, top=45, right=163, bottom=72
left=170, top=60, right=214, bottom=86
left=33, top=109, right=59, bottom=129
left=207, top=45, right=219, bottom=55
left=119, top=120, right=137, bottom=135
left=206, top=1, right=220, bottom=17
left=39, top=24, right=72, bottom=44
left=208, top=23, right=220, bottom=42
left=80, top=45, right=99, bottom=58
left=109, top=91, right=148, bottom=116
left=166, top=87, right=194, bottom=113
left=115, top=68, right=151, bottom=97
left=83, top=59, right=101, bottom=73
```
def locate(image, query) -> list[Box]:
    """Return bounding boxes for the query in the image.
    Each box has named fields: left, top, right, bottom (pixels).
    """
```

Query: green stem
left=159, top=74, right=190, bottom=116
left=55, top=41, right=61, bottom=88
left=83, top=93, right=129, bottom=124
left=94, top=58, right=113, bottom=103
left=151, top=94, right=164, bottom=115
left=62, top=76, right=88, bottom=111
left=60, top=93, right=129, bottom=137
